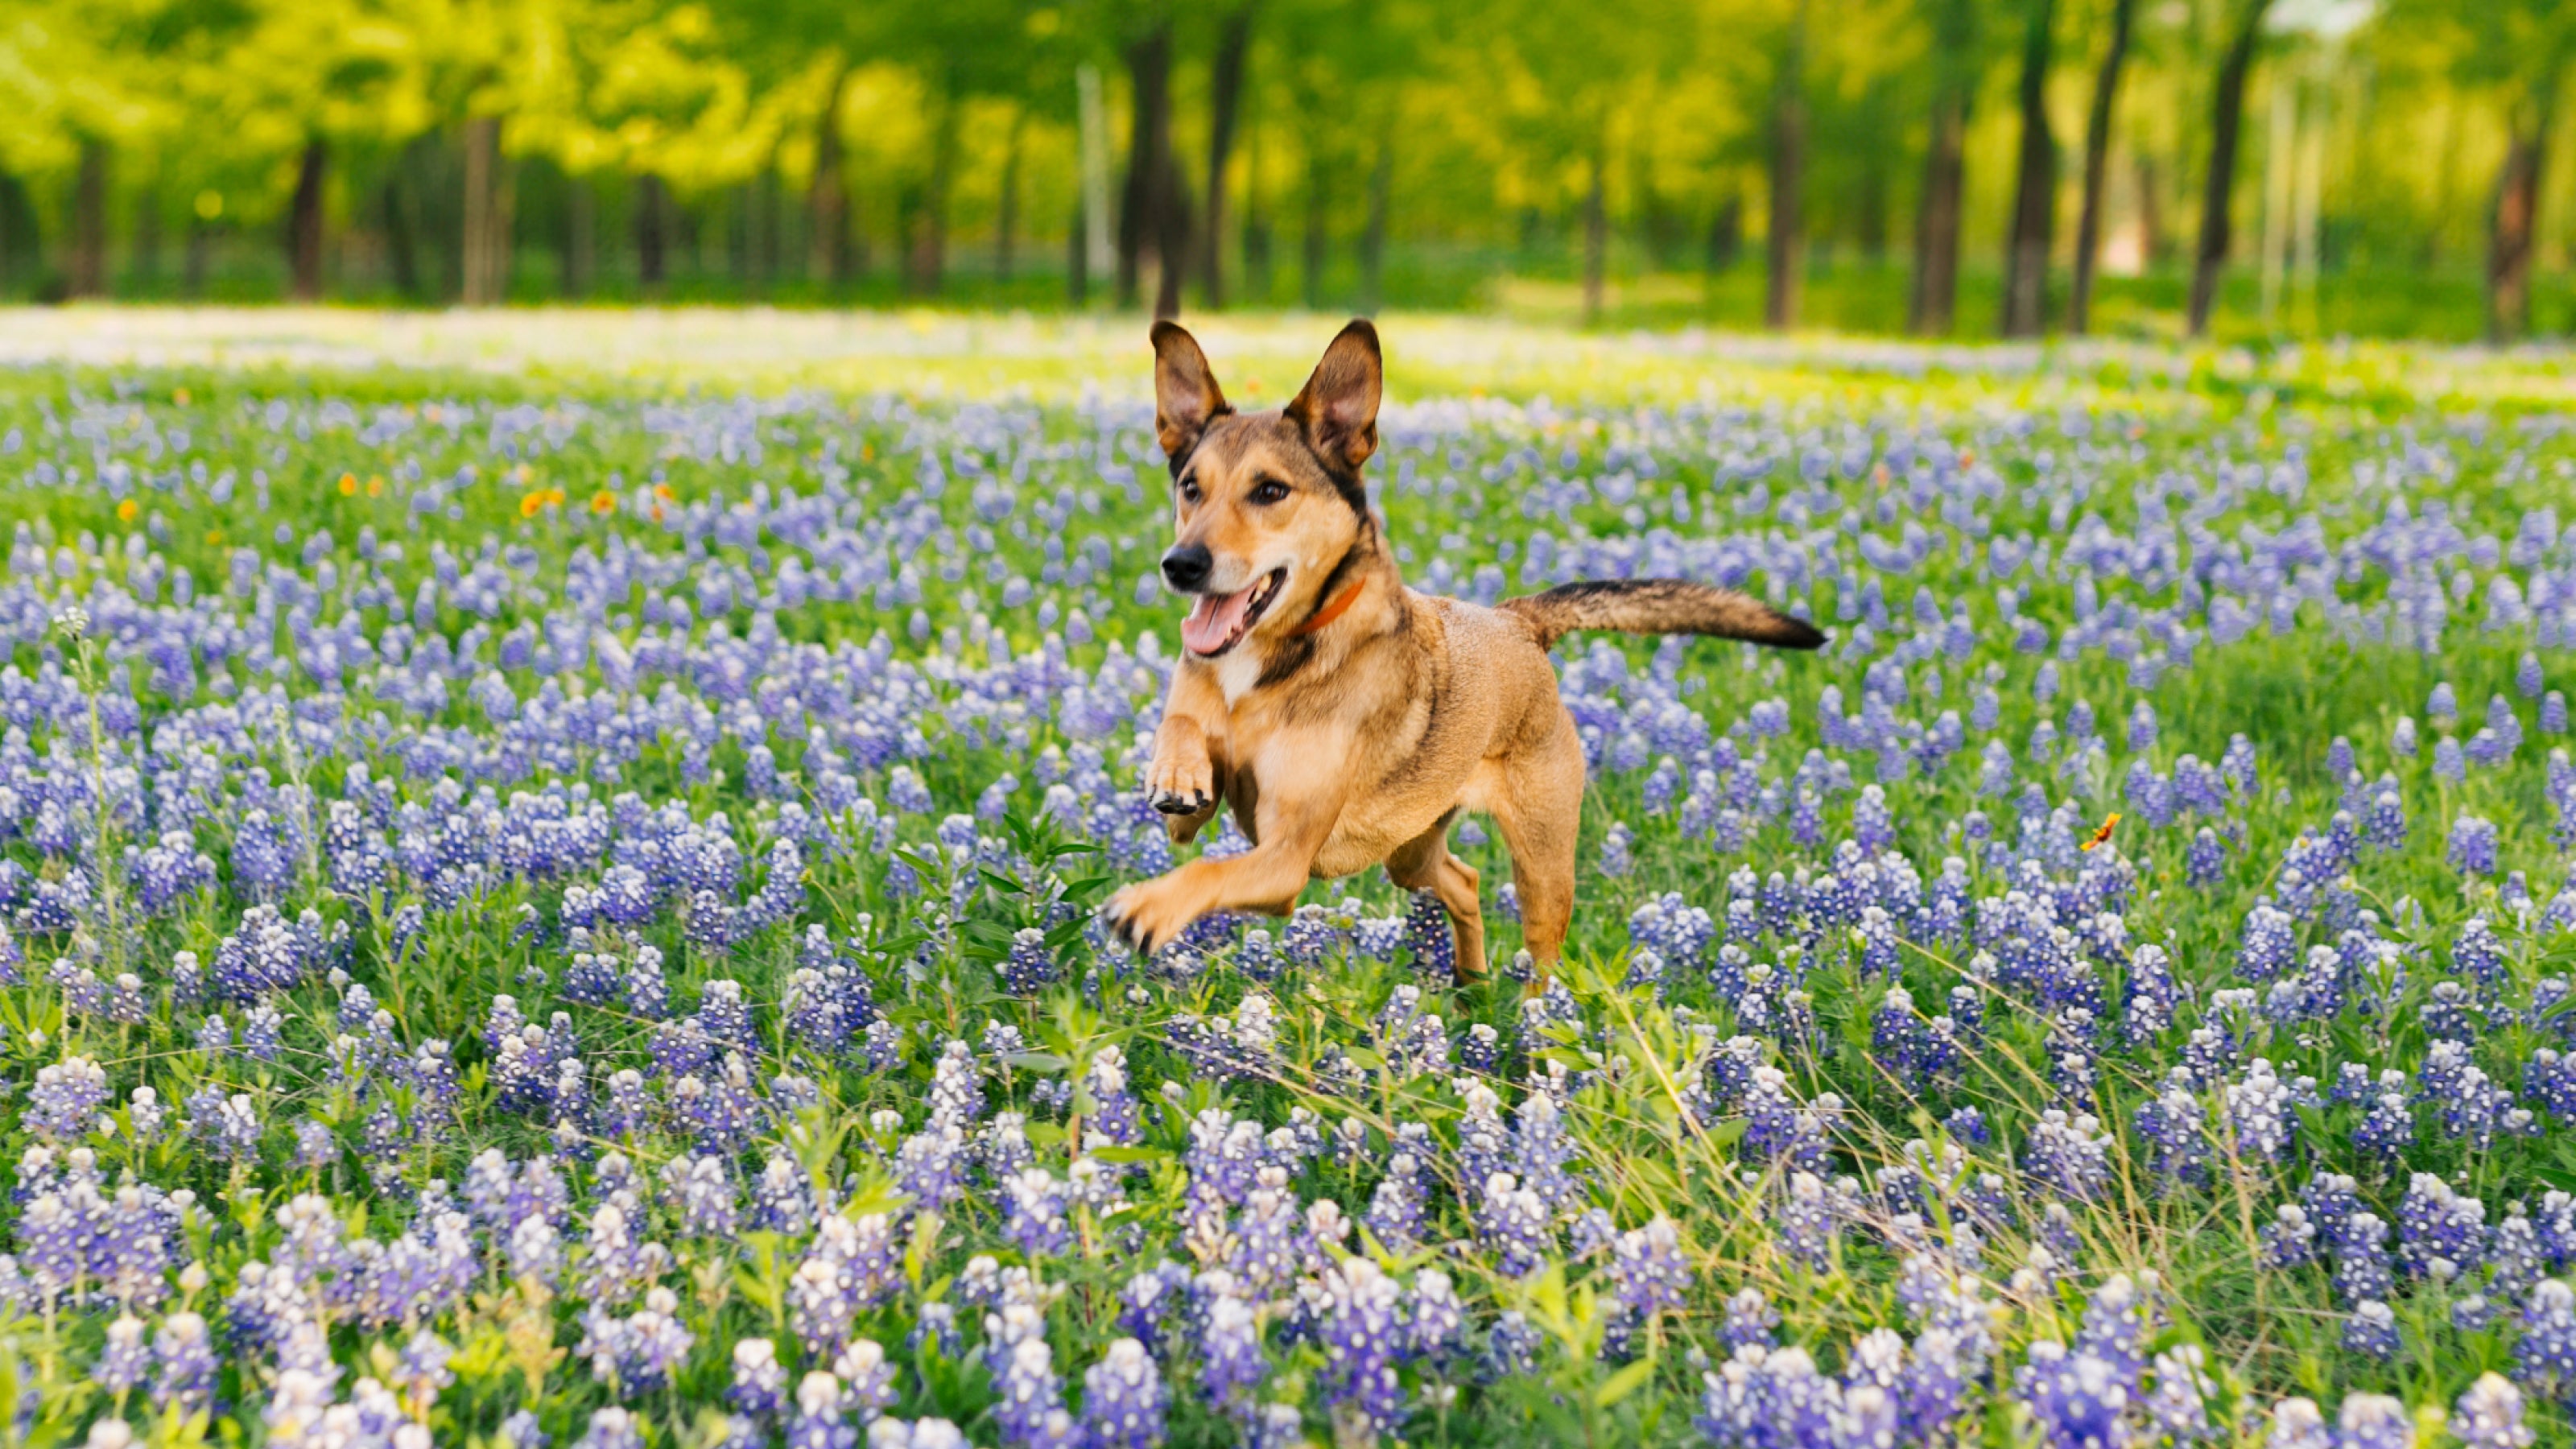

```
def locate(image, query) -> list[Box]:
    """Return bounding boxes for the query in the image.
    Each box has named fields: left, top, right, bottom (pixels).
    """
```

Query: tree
left=1767, top=0, right=1810, bottom=331
left=1198, top=5, right=1253, bottom=307
left=1116, top=19, right=1183, bottom=315
left=2068, top=0, right=2135, bottom=333
left=2382, top=0, right=2576, bottom=342
left=1909, top=0, right=1981, bottom=335
left=2000, top=0, right=2057, bottom=337
left=2188, top=0, right=2275, bottom=338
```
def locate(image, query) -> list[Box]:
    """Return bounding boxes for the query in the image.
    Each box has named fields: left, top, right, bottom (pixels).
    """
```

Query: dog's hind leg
left=1387, top=815, right=1486, bottom=985
left=1489, top=720, right=1584, bottom=993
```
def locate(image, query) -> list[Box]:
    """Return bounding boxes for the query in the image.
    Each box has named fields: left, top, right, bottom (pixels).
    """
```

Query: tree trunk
left=638, top=173, right=668, bottom=291
left=2188, top=0, right=2274, bottom=338
left=2068, top=0, right=2133, bottom=334
left=70, top=138, right=108, bottom=298
left=1910, top=90, right=1967, bottom=334
left=1199, top=5, right=1253, bottom=307
left=1856, top=139, right=1889, bottom=262
left=1583, top=133, right=1608, bottom=326
left=2000, top=0, right=2057, bottom=338
left=1118, top=25, right=1174, bottom=309
left=1706, top=190, right=1741, bottom=275
left=1243, top=106, right=1272, bottom=299
left=1302, top=136, right=1329, bottom=310
left=2257, top=72, right=2293, bottom=324
left=1765, top=0, right=1808, bottom=332
left=131, top=185, right=159, bottom=294
left=728, top=185, right=750, bottom=287
left=1076, top=62, right=1112, bottom=296
left=759, top=170, right=780, bottom=287
left=1069, top=193, right=1089, bottom=304
left=810, top=66, right=851, bottom=283
left=184, top=221, right=209, bottom=298
left=287, top=138, right=328, bottom=301
left=996, top=114, right=1022, bottom=283
left=907, top=80, right=960, bottom=295
left=383, top=175, right=420, bottom=299
left=2136, top=154, right=2164, bottom=266
left=2427, top=103, right=2461, bottom=268
left=1155, top=152, right=1191, bottom=318
left=563, top=173, right=593, bottom=297
left=0, top=174, right=26, bottom=291
left=2490, top=91, right=2552, bottom=345
left=1359, top=131, right=1391, bottom=316
left=460, top=115, right=514, bottom=305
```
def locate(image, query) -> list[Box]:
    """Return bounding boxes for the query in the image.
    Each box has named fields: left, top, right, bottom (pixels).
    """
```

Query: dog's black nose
left=1161, top=543, right=1212, bottom=591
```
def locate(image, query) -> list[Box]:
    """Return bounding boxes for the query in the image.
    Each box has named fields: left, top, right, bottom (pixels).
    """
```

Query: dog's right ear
left=1151, top=321, right=1231, bottom=473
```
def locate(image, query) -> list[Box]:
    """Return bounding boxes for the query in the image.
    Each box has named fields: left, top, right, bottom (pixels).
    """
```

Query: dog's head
left=1150, top=320, right=1381, bottom=659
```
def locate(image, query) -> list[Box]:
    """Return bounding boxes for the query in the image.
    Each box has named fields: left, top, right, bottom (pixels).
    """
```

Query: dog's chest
left=1212, top=650, right=1263, bottom=704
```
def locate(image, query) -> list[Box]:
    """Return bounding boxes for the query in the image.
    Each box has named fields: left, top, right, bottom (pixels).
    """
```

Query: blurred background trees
left=0, top=0, right=2557, bottom=340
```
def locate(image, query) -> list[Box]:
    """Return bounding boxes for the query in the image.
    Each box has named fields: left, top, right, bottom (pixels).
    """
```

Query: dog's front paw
left=1145, top=753, right=1216, bottom=817
left=1101, top=881, right=1195, bottom=957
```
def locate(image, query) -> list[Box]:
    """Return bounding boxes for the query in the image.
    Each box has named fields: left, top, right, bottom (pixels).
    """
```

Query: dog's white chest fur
left=1213, top=650, right=1262, bottom=704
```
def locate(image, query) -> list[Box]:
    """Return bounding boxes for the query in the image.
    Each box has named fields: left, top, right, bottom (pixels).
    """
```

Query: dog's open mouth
left=1180, top=568, right=1287, bottom=657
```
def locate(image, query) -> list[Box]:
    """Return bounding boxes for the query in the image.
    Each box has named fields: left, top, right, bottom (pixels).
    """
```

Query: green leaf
left=1594, top=1357, right=1656, bottom=1409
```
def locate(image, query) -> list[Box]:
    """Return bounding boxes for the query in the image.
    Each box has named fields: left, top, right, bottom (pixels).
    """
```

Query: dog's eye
left=1178, top=478, right=1202, bottom=505
left=1249, top=479, right=1291, bottom=506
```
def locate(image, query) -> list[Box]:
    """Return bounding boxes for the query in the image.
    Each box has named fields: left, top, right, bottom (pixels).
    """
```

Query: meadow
left=0, top=309, right=2572, bottom=1448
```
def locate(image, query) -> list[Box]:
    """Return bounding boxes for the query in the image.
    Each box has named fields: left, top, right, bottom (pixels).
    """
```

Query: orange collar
left=1291, top=580, right=1368, bottom=636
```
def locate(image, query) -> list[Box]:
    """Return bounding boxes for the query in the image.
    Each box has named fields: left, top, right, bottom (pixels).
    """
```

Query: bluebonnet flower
left=1402, top=890, right=1456, bottom=979
left=2449, top=1373, right=2535, bottom=1449
left=786, top=1373, right=849, bottom=1449
left=2222, top=1059, right=2297, bottom=1162
left=1598, top=821, right=1633, bottom=877
left=992, top=1336, right=1067, bottom=1448
left=2015, top=1336, right=2139, bottom=1449
left=1199, top=1288, right=1268, bottom=1419
left=2396, top=1173, right=2485, bottom=1282
left=1314, top=1256, right=1407, bottom=1435
left=833, top=1339, right=898, bottom=1421
left=1001, top=929, right=1058, bottom=994
left=574, top=1285, right=696, bottom=1392
left=1003, top=1169, right=1071, bottom=1257
left=2342, top=1300, right=2399, bottom=1360
left=2022, top=1109, right=2112, bottom=1199
left=97, top=1314, right=149, bottom=1394
left=1606, top=1217, right=1690, bottom=1321
left=2513, top=1279, right=2576, bottom=1396
left=152, top=1311, right=218, bottom=1413
left=2334, top=1394, right=2412, bottom=1449
left=2450, top=815, right=2500, bottom=875
left=721, top=1330, right=788, bottom=1422
left=1080, top=1339, right=1166, bottom=1449
left=788, top=1213, right=902, bottom=1356
left=26, top=1056, right=108, bottom=1141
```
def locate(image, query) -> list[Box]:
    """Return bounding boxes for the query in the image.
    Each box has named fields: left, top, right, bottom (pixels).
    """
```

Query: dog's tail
left=1499, top=579, right=1827, bottom=651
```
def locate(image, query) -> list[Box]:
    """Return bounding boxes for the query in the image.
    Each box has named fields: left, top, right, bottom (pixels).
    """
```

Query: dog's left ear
left=1151, top=321, right=1231, bottom=471
left=1287, top=320, right=1381, bottom=473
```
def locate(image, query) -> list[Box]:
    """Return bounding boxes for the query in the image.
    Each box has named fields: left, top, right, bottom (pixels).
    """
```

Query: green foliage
left=0, top=0, right=2549, bottom=340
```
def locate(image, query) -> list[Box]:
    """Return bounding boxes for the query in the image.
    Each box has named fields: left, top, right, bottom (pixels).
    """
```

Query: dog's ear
left=1151, top=321, right=1231, bottom=471
left=1286, top=320, right=1381, bottom=473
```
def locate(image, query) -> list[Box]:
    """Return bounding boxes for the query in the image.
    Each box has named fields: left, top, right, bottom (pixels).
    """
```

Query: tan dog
left=1100, top=320, right=1824, bottom=984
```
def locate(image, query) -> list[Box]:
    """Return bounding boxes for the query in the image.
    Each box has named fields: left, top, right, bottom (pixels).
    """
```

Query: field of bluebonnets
left=6, top=312, right=2576, bottom=1449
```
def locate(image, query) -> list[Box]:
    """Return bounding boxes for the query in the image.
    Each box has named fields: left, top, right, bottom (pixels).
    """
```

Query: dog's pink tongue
left=1182, top=586, right=1253, bottom=654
